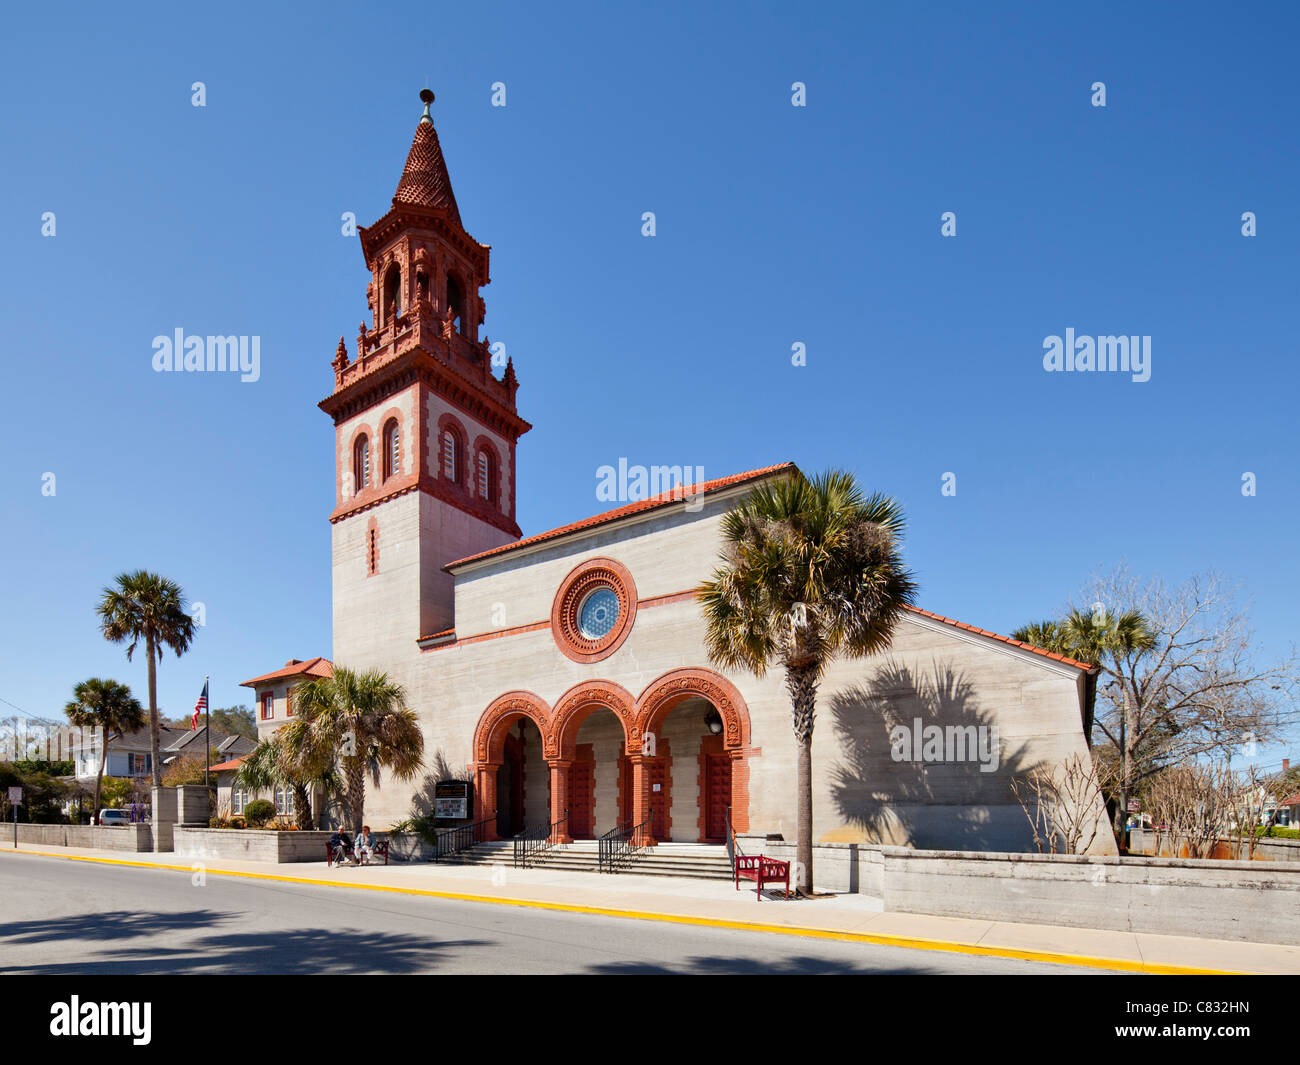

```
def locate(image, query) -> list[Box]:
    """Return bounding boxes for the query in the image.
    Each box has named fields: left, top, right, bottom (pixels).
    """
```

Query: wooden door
left=570, top=744, right=595, bottom=838
left=704, top=752, right=732, bottom=843
left=649, top=743, right=669, bottom=841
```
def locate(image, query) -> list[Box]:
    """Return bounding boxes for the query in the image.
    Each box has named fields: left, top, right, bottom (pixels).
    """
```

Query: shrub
left=243, top=800, right=275, bottom=827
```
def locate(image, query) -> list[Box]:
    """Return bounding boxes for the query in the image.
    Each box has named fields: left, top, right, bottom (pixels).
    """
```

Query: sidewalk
left=4, top=841, right=1297, bottom=974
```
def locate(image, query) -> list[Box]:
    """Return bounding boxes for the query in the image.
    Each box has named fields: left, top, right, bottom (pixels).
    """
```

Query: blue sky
left=0, top=2, right=1295, bottom=763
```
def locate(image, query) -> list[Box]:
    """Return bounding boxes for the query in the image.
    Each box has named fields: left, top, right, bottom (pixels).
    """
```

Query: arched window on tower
left=384, top=266, right=402, bottom=325
left=446, top=273, right=465, bottom=336
left=354, top=435, right=371, bottom=492
left=382, top=420, right=400, bottom=481
left=476, top=447, right=497, bottom=504
left=441, top=428, right=461, bottom=484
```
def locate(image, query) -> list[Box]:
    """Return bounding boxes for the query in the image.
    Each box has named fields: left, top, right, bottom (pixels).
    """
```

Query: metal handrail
left=513, top=808, right=568, bottom=868
left=432, top=811, right=497, bottom=862
left=598, top=815, right=654, bottom=874
left=726, top=805, right=743, bottom=875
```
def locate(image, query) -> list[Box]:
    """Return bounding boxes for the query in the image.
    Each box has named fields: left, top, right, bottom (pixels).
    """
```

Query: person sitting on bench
left=328, top=830, right=353, bottom=867
left=355, top=825, right=375, bottom=865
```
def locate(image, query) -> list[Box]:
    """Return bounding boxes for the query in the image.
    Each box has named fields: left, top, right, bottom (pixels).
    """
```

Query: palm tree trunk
left=292, top=783, right=312, bottom=830
left=94, top=735, right=110, bottom=824
left=146, top=631, right=162, bottom=788
left=344, top=756, right=365, bottom=834
left=786, top=663, right=819, bottom=895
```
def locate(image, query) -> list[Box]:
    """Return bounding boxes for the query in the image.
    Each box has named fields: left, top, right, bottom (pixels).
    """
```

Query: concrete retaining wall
left=12, top=823, right=153, bottom=851
left=174, top=828, right=339, bottom=863
left=740, top=837, right=1300, bottom=945
left=173, top=828, right=422, bottom=863
left=1128, top=827, right=1300, bottom=863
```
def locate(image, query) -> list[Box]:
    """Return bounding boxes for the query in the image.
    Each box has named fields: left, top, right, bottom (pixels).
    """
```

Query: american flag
left=191, top=680, right=208, bottom=731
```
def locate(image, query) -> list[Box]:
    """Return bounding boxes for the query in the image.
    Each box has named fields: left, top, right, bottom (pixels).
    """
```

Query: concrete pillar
left=151, top=787, right=177, bottom=853
left=548, top=759, right=572, bottom=844
left=177, top=785, right=213, bottom=825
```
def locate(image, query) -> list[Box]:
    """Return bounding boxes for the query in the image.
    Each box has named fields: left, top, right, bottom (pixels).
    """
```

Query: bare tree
left=1080, top=566, right=1298, bottom=833
left=1011, top=753, right=1112, bottom=854
left=1147, top=762, right=1235, bottom=860
left=1227, top=764, right=1269, bottom=861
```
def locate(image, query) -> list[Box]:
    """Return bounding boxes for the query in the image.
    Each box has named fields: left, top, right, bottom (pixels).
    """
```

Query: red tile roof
left=905, top=606, right=1097, bottom=672
left=393, top=117, right=461, bottom=225
left=209, top=757, right=246, bottom=773
left=240, top=657, right=333, bottom=688
left=446, top=462, right=798, bottom=570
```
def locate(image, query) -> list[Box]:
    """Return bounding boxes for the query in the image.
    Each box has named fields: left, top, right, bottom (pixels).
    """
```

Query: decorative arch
left=383, top=262, right=402, bottom=325
left=551, top=680, right=637, bottom=759
left=473, top=690, right=551, bottom=765
left=634, top=668, right=751, bottom=752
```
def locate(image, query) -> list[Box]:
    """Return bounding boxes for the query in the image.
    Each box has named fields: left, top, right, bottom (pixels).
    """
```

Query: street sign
left=1126, top=799, right=1140, bottom=812
left=6, top=787, right=20, bottom=803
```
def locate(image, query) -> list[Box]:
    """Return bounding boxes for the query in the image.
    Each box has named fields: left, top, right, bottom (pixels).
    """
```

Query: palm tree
left=1013, top=606, right=1156, bottom=831
left=97, top=571, right=197, bottom=788
left=285, top=667, right=424, bottom=832
left=698, top=470, right=917, bottom=894
left=235, top=734, right=313, bottom=829
left=63, top=678, right=145, bottom=823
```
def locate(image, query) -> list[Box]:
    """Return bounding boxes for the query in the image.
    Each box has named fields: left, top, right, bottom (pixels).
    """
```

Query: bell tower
left=321, top=90, right=530, bottom=664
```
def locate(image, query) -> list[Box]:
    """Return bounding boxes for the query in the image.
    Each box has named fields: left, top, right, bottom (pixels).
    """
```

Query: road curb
left=0, top=847, right=1242, bottom=975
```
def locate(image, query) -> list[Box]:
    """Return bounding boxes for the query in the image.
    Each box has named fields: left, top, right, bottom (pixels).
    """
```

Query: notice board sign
left=434, top=780, right=469, bottom=820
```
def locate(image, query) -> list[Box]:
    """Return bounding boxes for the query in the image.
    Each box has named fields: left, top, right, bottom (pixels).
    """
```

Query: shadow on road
left=586, top=953, right=943, bottom=975
left=0, top=912, right=489, bottom=974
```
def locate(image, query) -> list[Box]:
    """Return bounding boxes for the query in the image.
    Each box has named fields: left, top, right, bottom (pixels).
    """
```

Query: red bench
left=734, top=854, right=790, bottom=900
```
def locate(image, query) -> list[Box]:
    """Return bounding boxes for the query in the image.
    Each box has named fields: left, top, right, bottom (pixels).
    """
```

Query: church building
left=244, top=92, right=1114, bottom=857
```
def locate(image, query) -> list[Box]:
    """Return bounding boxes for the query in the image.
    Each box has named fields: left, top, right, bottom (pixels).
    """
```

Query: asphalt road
left=0, top=853, right=1104, bottom=975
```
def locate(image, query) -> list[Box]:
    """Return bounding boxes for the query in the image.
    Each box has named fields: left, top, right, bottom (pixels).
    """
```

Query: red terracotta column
left=475, top=763, right=500, bottom=841
left=728, top=749, right=749, bottom=834
left=628, top=754, right=655, bottom=845
left=548, top=758, right=573, bottom=843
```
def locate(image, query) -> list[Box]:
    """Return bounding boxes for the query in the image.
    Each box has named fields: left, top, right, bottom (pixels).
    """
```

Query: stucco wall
left=332, top=483, right=1108, bottom=856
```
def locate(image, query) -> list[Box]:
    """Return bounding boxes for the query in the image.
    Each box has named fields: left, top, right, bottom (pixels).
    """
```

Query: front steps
left=444, top=839, right=733, bottom=881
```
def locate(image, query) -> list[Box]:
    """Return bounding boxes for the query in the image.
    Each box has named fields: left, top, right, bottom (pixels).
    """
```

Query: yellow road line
left=0, top=847, right=1242, bottom=975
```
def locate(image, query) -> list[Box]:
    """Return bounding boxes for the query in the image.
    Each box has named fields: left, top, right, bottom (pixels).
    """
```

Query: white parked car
left=98, top=809, right=131, bottom=826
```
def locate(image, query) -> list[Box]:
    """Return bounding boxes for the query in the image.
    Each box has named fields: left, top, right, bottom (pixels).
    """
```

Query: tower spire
left=393, top=88, right=461, bottom=226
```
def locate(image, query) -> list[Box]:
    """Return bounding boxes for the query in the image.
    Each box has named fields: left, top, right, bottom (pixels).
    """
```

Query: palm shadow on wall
left=409, top=749, right=459, bottom=816
left=828, top=660, right=1040, bottom=851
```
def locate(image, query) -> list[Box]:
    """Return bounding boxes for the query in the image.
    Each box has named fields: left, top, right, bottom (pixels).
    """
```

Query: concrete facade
left=330, top=479, right=1110, bottom=856
left=254, top=102, right=1115, bottom=860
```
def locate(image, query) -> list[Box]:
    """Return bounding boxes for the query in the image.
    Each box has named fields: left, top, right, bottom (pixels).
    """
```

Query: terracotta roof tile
left=208, top=757, right=245, bottom=773
left=240, top=657, right=333, bottom=688
left=446, top=462, right=798, bottom=570
left=393, top=119, right=461, bottom=226
left=905, top=606, right=1097, bottom=672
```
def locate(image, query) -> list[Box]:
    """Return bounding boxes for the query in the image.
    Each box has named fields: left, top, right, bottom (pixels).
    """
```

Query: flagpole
left=204, top=676, right=211, bottom=792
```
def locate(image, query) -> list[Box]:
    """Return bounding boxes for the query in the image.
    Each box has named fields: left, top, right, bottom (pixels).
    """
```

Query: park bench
left=734, top=854, right=790, bottom=900
left=325, top=838, right=390, bottom=866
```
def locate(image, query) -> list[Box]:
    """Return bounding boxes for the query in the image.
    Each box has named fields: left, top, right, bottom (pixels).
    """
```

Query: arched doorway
left=634, top=669, right=752, bottom=843
left=496, top=717, right=547, bottom=838
left=551, top=682, right=636, bottom=841
left=472, top=691, right=551, bottom=840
